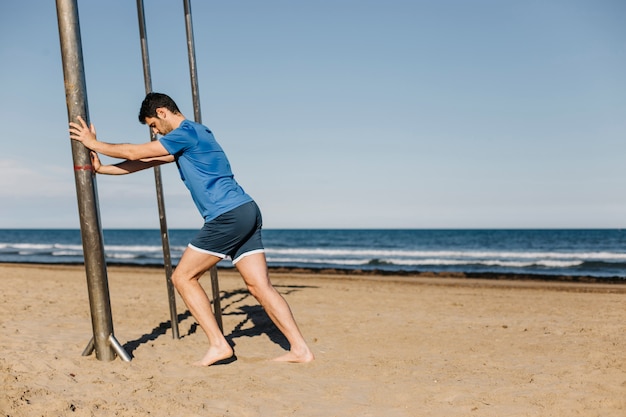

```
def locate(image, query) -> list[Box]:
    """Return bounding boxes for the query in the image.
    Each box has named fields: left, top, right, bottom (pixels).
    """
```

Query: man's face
left=145, top=110, right=174, bottom=136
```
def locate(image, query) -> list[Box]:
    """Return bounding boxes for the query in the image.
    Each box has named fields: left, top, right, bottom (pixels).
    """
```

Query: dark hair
left=138, top=92, right=181, bottom=124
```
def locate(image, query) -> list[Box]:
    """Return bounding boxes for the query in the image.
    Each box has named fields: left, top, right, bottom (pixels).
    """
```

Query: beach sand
left=1, top=263, right=624, bottom=417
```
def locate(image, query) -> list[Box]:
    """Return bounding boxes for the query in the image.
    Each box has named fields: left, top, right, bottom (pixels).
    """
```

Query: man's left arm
left=91, top=152, right=174, bottom=175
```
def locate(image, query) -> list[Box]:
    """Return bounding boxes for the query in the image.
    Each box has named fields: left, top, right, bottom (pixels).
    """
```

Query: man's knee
left=171, top=269, right=195, bottom=291
left=171, top=271, right=183, bottom=290
left=246, top=280, right=276, bottom=302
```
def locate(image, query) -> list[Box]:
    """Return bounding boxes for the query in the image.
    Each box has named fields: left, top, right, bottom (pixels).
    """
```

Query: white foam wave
left=3, top=240, right=622, bottom=272
left=104, top=244, right=163, bottom=253
left=107, top=253, right=139, bottom=259
left=53, top=244, right=84, bottom=250
left=13, top=243, right=55, bottom=250
left=266, top=257, right=584, bottom=269
left=266, top=257, right=366, bottom=266
left=388, top=259, right=583, bottom=268
left=51, top=251, right=83, bottom=256
left=265, top=248, right=626, bottom=261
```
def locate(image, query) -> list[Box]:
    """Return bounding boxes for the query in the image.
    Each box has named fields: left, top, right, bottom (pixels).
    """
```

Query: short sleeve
left=159, top=122, right=195, bottom=156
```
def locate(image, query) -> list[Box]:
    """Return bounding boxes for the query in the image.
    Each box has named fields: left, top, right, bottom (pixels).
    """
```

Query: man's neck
left=170, top=112, right=186, bottom=130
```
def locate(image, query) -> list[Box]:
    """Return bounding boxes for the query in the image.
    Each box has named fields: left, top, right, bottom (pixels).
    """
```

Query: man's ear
left=156, top=107, right=167, bottom=119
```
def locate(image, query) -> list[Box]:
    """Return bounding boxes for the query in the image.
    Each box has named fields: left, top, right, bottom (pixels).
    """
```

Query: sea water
left=0, top=229, right=624, bottom=279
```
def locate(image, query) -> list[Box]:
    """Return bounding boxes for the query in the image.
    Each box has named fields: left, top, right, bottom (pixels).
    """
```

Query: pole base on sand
left=82, top=335, right=132, bottom=362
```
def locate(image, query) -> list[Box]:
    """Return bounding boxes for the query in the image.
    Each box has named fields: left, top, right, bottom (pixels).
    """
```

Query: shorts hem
left=188, top=243, right=229, bottom=260
left=232, top=249, right=265, bottom=265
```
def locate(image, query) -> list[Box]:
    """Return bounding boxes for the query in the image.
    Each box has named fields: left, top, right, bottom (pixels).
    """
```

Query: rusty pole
left=183, top=0, right=223, bottom=331
left=55, top=0, right=130, bottom=362
left=136, top=0, right=180, bottom=340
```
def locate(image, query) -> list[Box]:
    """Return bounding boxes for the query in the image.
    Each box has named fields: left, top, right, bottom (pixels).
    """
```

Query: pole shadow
left=122, top=310, right=193, bottom=358
left=122, top=284, right=318, bottom=358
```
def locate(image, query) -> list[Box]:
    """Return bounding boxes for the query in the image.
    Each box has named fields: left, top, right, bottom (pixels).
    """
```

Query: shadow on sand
left=122, top=284, right=317, bottom=359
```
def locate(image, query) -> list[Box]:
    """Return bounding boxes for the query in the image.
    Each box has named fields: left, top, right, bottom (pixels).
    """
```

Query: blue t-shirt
left=159, top=120, right=252, bottom=222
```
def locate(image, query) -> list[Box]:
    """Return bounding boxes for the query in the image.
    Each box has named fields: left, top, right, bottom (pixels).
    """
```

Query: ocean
left=0, top=229, right=625, bottom=279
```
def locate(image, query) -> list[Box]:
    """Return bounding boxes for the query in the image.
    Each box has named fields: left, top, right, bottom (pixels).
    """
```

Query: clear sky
left=1, top=0, right=624, bottom=229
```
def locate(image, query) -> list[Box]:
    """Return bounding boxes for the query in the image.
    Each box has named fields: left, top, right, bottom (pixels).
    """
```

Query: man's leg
left=172, top=247, right=233, bottom=366
left=235, top=252, right=314, bottom=363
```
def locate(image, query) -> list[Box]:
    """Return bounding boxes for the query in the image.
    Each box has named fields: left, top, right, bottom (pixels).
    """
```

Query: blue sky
left=1, top=0, right=624, bottom=229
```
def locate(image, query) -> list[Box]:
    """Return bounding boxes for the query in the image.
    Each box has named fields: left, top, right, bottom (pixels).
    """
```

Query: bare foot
left=193, top=345, right=234, bottom=367
left=272, top=347, right=315, bottom=363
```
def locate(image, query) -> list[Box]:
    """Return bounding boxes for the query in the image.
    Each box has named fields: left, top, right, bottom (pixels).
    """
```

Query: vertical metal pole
left=136, top=0, right=180, bottom=340
left=56, top=0, right=128, bottom=361
left=183, top=0, right=202, bottom=124
left=183, top=0, right=222, bottom=332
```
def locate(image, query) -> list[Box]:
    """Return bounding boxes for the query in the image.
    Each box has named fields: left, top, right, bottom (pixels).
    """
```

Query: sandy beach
left=1, top=263, right=624, bottom=417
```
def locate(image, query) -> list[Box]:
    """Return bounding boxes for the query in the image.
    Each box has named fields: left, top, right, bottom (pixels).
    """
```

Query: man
left=69, top=92, right=314, bottom=366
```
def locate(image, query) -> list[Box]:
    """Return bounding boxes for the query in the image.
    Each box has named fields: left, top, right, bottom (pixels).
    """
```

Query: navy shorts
left=188, top=201, right=265, bottom=264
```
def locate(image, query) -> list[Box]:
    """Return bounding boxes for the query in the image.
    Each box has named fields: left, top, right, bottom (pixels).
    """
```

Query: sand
left=1, top=263, right=625, bottom=417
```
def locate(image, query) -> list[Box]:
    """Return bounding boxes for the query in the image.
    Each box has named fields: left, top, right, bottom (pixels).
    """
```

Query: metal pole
left=56, top=0, right=129, bottom=362
left=183, top=0, right=202, bottom=124
left=183, top=0, right=222, bottom=331
left=136, top=0, right=180, bottom=340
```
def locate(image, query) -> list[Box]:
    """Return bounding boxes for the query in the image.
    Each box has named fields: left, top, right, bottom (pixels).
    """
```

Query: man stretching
left=69, top=92, right=314, bottom=366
